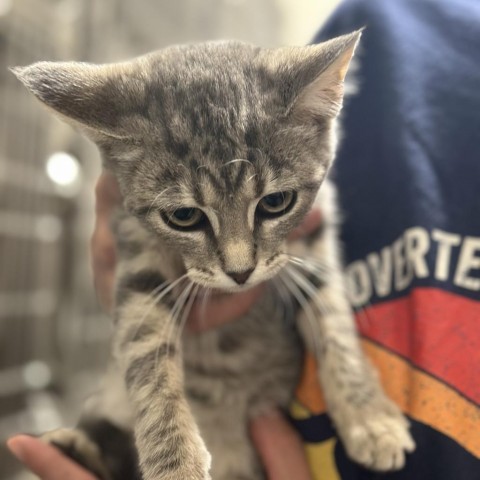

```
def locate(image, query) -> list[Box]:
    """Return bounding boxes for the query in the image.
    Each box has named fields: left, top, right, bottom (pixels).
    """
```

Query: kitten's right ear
left=259, top=30, right=362, bottom=121
left=10, top=61, right=141, bottom=139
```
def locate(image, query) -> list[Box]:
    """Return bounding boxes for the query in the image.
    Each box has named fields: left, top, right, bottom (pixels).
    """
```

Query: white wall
left=90, top=0, right=343, bottom=61
left=276, top=0, right=342, bottom=45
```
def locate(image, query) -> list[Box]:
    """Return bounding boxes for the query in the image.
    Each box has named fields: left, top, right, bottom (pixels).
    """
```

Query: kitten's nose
left=227, top=268, right=254, bottom=285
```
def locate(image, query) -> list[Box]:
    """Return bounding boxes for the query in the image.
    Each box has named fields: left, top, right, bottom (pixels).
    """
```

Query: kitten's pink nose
left=227, top=268, right=254, bottom=285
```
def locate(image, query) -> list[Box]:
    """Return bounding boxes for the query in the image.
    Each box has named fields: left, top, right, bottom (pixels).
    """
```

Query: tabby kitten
left=13, top=31, right=415, bottom=480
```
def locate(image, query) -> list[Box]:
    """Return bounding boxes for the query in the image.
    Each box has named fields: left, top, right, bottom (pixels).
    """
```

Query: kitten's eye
left=257, top=191, right=296, bottom=217
left=164, top=208, right=205, bottom=229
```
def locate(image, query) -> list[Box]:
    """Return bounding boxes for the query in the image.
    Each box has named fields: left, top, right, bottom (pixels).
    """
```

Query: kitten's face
left=138, top=161, right=320, bottom=290
left=13, top=34, right=360, bottom=291
left=116, top=105, right=327, bottom=290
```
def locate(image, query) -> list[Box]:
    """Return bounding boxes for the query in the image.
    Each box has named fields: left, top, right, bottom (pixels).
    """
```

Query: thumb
left=7, top=435, right=97, bottom=480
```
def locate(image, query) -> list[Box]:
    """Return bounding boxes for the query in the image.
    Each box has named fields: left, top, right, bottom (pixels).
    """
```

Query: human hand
left=7, top=435, right=97, bottom=480
left=7, top=419, right=312, bottom=480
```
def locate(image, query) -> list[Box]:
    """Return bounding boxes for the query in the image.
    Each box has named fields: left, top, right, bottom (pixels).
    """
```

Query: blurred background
left=0, top=0, right=341, bottom=477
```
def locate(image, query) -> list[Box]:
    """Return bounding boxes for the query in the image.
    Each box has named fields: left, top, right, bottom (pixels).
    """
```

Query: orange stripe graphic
left=293, top=340, right=480, bottom=458
left=356, top=288, right=480, bottom=404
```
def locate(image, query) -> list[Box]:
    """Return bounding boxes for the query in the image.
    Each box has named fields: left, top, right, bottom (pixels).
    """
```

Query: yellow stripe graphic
left=305, top=438, right=341, bottom=480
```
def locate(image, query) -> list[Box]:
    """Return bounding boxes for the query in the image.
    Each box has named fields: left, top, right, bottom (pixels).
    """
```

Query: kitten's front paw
left=41, top=428, right=111, bottom=480
left=335, top=399, right=415, bottom=471
left=144, top=435, right=212, bottom=480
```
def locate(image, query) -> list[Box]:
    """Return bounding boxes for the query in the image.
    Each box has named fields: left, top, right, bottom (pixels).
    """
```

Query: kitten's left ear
left=263, top=30, right=363, bottom=120
left=10, top=60, right=142, bottom=139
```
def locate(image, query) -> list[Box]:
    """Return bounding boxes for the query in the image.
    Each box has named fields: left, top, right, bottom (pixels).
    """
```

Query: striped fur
left=14, top=32, right=415, bottom=479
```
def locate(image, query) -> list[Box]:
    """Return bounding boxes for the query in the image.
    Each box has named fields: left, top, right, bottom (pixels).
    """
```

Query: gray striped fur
left=14, top=31, right=414, bottom=479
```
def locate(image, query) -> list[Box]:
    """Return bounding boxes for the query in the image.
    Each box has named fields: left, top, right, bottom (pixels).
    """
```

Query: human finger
left=7, top=435, right=97, bottom=480
left=91, top=171, right=122, bottom=312
left=289, top=208, right=323, bottom=241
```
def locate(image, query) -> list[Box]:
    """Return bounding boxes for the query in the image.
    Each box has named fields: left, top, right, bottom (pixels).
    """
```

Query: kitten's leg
left=290, top=198, right=415, bottom=471
left=111, top=270, right=211, bottom=480
left=40, top=285, right=207, bottom=480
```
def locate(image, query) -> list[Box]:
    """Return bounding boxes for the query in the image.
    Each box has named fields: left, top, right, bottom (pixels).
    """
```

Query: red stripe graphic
left=355, top=287, right=480, bottom=405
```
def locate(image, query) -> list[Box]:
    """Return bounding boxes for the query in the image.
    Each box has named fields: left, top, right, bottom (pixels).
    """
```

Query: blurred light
left=0, top=0, right=12, bottom=16
left=22, top=361, right=52, bottom=390
left=46, top=151, right=80, bottom=187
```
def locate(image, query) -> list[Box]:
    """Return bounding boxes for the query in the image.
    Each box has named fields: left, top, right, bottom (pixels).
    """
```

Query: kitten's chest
left=182, top=293, right=303, bottom=411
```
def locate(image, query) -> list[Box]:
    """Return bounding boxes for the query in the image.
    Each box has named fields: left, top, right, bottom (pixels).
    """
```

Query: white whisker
left=288, top=255, right=331, bottom=276
left=285, top=264, right=333, bottom=316
left=147, top=186, right=175, bottom=215
left=199, top=287, right=211, bottom=330
left=176, top=283, right=200, bottom=344
left=222, top=158, right=254, bottom=168
left=156, top=281, right=194, bottom=383
left=164, top=281, right=194, bottom=351
left=271, top=277, right=295, bottom=323
left=278, top=271, right=322, bottom=358
left=122, top=273, right=188, bottom=345
left=196, top=164, right=209, bottom=173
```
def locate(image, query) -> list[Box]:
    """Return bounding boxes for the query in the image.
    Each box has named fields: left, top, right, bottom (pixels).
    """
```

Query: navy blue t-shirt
left=290, top=1, right=480, bottom=478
